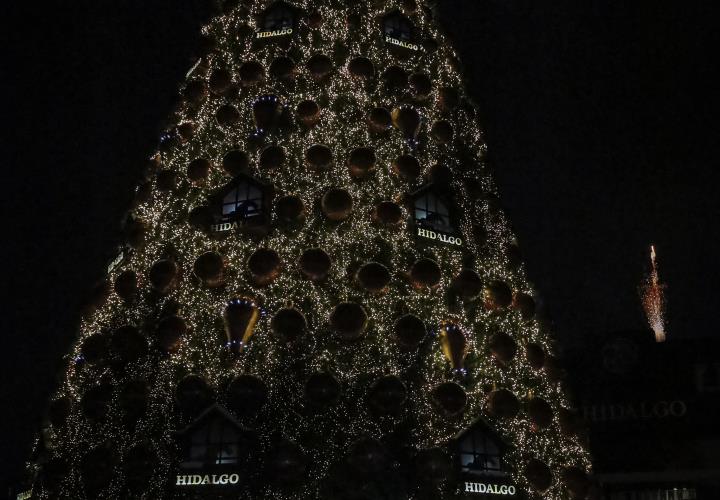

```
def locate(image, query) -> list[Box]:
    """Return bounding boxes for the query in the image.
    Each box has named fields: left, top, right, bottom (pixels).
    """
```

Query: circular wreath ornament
left=238, top=60, right=265, bottom=86
left=487, top=388, right=520, bottom=419
left=227, top=374, right=267, bottom=416
left=512, top=291, right=537, bottom=319
left=368, top=375, right=407, bottom=415
left=247, top=248, right=281, bottom=286
left=157, top=315, right=187, bottom=354
left=296, top=99, right=321, bottom=128
left=276, top=195, right=305, bottom=225
left=208, top=68, right=233, bottom=95
left=271, top=306, right=307, bottom=343
left=176, top=122, right=195, bottom=142
left=222, top=149, right=249, bottom=176
left=526, top=342, right=546, bottom=370
left=223, top=298, right=260, bottom=354
left=347, top=57, right=375, bottom=79
left=368, top=107, right=392, bottom=133
left=305, top=372, right=342, bottom=406
left=148, top=259, right=178, bottom=294
left=432, top=381, right=467, bottom=416
left=114, top=270, right=138, bottom=302
left=187, top=158, right=211, bottom=184
left=393, top=313, right=427, bottom=349
left=260, top=144, right=285, bottom=170
left=306, top=53, right=333, bottom=80
left=410, top=258, right=442, bottom=289
left=483, top=280, right=513, bottom=310
left=348, top=146, right=377, bottom=179
left=357, top=262, right=391, bottom=293
left=305, top=144, right=334, bottom=172
left=528, top=397, right=554, bottom=429
left=253, top=95, right=282, bottom=130
left=525, top=458, right=553, bottom=493
left=299, top=248, right=332, bottom=281
left=392, top=154, right=422, bottom=181
left=489, top=332, right=518, bottom=365
left=374, top=200, right=403, bottom=227
left=270, top=56, right=297, bottom=80
left=193, top=251, right=225, bottom=287
left=330, top=302, right=368, bottom=340
left=392, top=106, right=422, bottom=139
left=430, top=120, right=454, bottom=144
left=321, top=188, right=353, bottom=221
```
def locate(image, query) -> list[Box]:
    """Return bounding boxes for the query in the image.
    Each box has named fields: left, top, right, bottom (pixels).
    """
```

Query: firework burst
left=640, top=245, right=667, bottom=342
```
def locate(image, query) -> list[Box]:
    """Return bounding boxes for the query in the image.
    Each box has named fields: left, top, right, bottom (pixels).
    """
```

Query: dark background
left=2, top=0, right=718, bottom=493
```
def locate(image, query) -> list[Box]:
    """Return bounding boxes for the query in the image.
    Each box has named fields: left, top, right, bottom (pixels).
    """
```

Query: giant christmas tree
left=29, top=1, right=592, bottom=498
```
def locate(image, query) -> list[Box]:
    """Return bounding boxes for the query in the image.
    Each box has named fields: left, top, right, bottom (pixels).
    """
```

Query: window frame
left=455, top=419, right=511, bottom=479
left=383, top=11, right=416, bottom=42
left=259, top=2, right=296, bottom=32
left=221, top=181, right=263, bottom=221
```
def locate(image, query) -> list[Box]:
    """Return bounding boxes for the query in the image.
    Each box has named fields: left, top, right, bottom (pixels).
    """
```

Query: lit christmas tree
left=29, top=1, right=592, bottom=498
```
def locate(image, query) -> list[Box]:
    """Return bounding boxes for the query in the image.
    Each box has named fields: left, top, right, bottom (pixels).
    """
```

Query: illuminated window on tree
left=415, top=192, right=454, bottom=234
left=222, top=181, right=263, bottom=220
left=184, top=414, right=242, bottom=468
left=262, top=4, right=295, bottom=31
left=384, top=13, right=414, bottom=41
left=459, top=428, right=504, bottom=476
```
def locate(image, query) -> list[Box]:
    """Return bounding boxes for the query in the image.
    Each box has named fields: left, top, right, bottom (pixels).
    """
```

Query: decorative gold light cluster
left=32, top=1, right=591, bottom=499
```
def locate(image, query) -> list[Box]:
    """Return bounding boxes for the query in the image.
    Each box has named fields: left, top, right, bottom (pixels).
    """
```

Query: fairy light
left=31, top=1, right=591, bottom=499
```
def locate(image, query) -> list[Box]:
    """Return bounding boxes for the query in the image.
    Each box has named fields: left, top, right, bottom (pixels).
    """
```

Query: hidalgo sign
left=417, top=227, right=463, bottom=247
left=176, top=474, right=240, bottom=486
left=385, top=36, right=421, bottom=51
left=583, top=400, right=688, bottom=423
left=465, top=482, right=517, bottom=496
left=256, top=28, right=293, bottom=39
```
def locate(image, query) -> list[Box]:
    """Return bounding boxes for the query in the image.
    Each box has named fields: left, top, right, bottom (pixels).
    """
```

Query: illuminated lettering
left=416, top=227, right=462, bottom=247
left=211, top=222, right=237, bottom=233
left=464, top=482, right=517, bottom=496
left=385, top=36, right=420, bottom=51
left=256, top=28, right=293, bottom=39
left=176, top=473, right=241, bottom=487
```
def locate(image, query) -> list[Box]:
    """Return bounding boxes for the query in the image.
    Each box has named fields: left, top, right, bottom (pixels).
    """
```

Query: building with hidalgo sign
left=570, top=331, right=720, bottom=500
left=21, top=1, right=592, bottom=498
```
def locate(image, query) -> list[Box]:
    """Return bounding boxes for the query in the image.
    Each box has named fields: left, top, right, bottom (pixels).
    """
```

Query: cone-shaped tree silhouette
left=30, top=1, right=591, bottom=499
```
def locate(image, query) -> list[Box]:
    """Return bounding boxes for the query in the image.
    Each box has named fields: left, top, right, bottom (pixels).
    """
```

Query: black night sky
left=2, top=0, right=719, bottom=493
